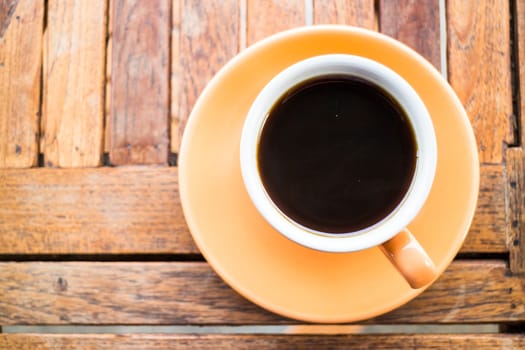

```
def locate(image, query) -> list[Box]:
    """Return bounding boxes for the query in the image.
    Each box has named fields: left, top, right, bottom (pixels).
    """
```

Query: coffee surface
left=257, top=75, right=417, bottom=233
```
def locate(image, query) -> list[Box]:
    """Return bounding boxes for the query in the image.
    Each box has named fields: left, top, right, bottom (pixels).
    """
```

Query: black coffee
left=257, top=75, right=417, bottom=233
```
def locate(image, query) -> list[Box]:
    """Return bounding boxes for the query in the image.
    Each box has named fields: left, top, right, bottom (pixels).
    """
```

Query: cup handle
left=379, top=229, right=437, bottom=289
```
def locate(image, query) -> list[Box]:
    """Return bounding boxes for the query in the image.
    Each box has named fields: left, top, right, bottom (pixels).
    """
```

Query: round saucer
left=179, top=26, right=479, bottom=323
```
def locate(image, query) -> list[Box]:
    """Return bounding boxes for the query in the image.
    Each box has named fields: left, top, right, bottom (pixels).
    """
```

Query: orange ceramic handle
left=379, top=229, right=436, bottom=289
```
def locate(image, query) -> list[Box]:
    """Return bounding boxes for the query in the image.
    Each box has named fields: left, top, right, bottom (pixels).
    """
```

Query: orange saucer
left=179, top=26, right=479, bottom=323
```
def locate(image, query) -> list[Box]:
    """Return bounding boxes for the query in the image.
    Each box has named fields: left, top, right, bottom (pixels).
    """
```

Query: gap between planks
left=0, top=324, right=500, bottom=334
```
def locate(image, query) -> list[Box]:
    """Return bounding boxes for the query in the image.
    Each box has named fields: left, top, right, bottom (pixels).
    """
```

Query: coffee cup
left=240, top=54, right=437, bottom=289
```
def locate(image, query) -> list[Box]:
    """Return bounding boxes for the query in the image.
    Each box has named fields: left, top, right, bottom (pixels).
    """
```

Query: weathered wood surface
left=246, top=0, right=305, bottom=45
left=109, top=0, right=170, bottom=165
left=508, top=0, right=525, bottom=275
left=447, top=0, right=514, bottom=163
left=0, top=0, right=19, bottom=40
left=0, top=165, right=506, bottom=254
left=170, top=0, right=181, bottom=153
left=379, top=0, right=440, bottom=70
left=104, top=0, right=113, bottom=154
left=507, top=148, right=525, bottom=273
left=43, top=0, right=107, bottom=167
left=0, top=334, right=524, bottom=350
left=313, top=0, right=376, bottom=29
left=0, top=1, right=522, bottom=345
left=0, top=261, right=523, bottom=324
left=178, top=0, right=240, bottom=153
left=176, top=0, right=239, bottom=152
left=462, top=164, right=506, bottom=253
left=0, top=167, right=195, bottom=254
left=517, top=0, right=525, bottom=145
left=0, top=0, right=42, bottom=168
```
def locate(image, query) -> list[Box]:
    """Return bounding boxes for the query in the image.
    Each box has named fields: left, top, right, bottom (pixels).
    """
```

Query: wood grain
left=1, top=334, right=524, bottom=350
left=0, top=0, right=18, bottom=40
left=170, top=0, right=181, bottom=153
left=177, top=0, right=239, bottom=151
left=313, top=0, right=376, bottom=29
left=374, top=260, right=525, bottom=323
left=43, top=0, right=107, bottom=167
left=0, top=0, right=42, bottom=168
left=0, top=167, right=195, bottom=254
left=380, top=0, right=440, bottom=70
left=109, top=0, right=170, bottom=165
left=507, top=148, right=525, bottom=273
left=461, top=164, right=506, bottom=253
left=447, top=0, right=514, bottom=163
left=246, top=0, right=305, bottom=45
left=0, top=165, right=507, bottom=254
left=517, top=0, right=525, bottom=146
left=0, top=260, right=523, bottom=324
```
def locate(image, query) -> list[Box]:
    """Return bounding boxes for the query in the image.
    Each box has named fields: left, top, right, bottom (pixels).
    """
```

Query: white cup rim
left=240, top=54, right=437, bottom=253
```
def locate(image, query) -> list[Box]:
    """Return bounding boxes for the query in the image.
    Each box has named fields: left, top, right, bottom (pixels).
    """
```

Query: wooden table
left=0, top=0, right=524, bottom=348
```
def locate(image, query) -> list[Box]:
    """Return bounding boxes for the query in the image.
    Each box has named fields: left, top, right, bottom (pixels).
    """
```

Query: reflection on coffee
left=257, top=75, right=417, bottom=233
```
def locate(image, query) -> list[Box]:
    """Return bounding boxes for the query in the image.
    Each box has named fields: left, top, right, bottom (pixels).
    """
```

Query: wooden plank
left=109, top=0, right=170, bottom=165
left=43, top=0, right=107, bottom=167
left=1, top=334, right=524, bottom=350
left=177, top=0, right=239, bottom=151
left=461, top=164, right=506, bottom=253
left=0, top=165, right=507, bottom=254
left=379, top=0, right=440, bottom=70
left=507, top=148, right=525, bottom=273
left=0, top=167, right=195, bottom=254
left=170, top=0, right=181, bottom=153
left=517, top=0, right=525, bottom=146
left=246, top=0, right=305, bottom=46
left=447, top=0, right=513, bottom=163
left=0, top=0, right=42, bottom=168
left=509, top=2, right=525, bottom=273
left=313, top=0, right=376, bottom=30
left=0, top=260, right=523, bottom=324
left=374, top=260, right=525, bottom=323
